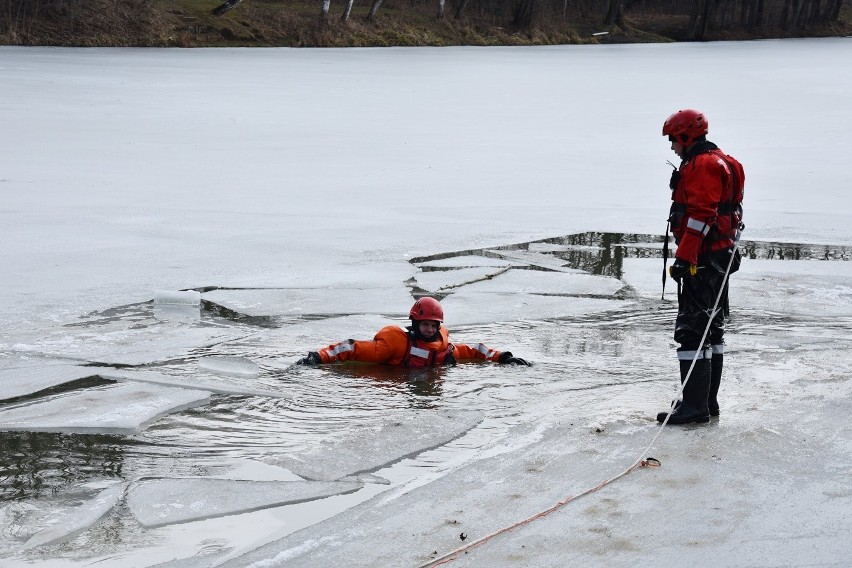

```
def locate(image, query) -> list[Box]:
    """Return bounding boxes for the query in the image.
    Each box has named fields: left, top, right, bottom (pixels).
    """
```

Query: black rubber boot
left=656, top=358, right=711, bottom=424
left=709, top=353, right=722, bottom=417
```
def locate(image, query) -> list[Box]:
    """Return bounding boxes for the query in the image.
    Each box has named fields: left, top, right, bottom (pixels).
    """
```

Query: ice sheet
left=0, top=360, right=100, bottom=401
left=441, top=290, right=633, bottom=325
left=126, top=478, right=363, bottom=527
left=202, top=286, right=414, bottom=318
left=266, top=410, right=483, bottom=481
left=0, top=382, right=210, bottom=434
left=99, top=369, right=285, bottom=399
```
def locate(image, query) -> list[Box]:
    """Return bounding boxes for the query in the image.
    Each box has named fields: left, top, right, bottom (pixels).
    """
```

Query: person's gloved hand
left=669, top=169, right=680, bottom=190
left=498, top=352, right=531, bottom=366
left=296, top=351, right=321, bottom=365
left=669, top=258, right=698, bottom=281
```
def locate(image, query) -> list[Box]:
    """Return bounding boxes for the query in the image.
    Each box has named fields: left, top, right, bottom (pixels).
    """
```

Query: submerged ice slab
left=24, top=483, right=126, bottom=549
left=266, top=410, right=483, bottom=481
left=198, top=356, right=259, bottom=378
left=0, top=382, right=210, bottom=434
left=101, top=369, right=286, bottom=399
left=126, top=478, right=363, bottom=527
left=0, top=361, right=99, bottom=401
left=7, top=324, right=249, bottom=367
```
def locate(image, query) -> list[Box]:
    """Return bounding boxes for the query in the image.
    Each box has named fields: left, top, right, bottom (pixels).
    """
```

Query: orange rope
left=419, top=457, right=661, bottom=568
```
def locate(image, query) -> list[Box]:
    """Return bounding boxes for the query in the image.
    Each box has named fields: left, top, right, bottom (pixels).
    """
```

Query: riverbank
left=2, top=0, right=850, bottom=47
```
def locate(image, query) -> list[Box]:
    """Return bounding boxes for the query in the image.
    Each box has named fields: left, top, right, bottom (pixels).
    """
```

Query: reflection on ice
left=0, top=432, right=126, bottom=500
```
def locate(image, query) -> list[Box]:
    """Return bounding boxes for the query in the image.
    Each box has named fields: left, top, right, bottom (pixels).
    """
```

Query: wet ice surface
left=265, top=409, right=484, bottom=481
left=2, top=233, right=851, bottom=567
left=3, top=42, right=852, bottom=567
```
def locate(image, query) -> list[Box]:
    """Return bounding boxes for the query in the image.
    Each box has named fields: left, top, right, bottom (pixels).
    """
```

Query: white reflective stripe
left=409, top=346, right=430, bottom=359
left=711, top=344, right=725, bottom=354
left=329, top=342, right=354, bottom=356
left=475, top=343, right=495, bottom=358
left=686, top=217, right=710, bottom=235
left=677, top=349, right=712, bottom=361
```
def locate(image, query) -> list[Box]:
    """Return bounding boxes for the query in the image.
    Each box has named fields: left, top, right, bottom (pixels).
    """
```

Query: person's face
left=669, top=135, right=685, bottom=158
left=418, top=320, right=440, bottom=339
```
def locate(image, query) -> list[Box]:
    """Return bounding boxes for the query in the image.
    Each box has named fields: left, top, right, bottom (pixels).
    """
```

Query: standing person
left=658, top=109, right=744, bottom=425
left=296, top=296, right=531, bottom=367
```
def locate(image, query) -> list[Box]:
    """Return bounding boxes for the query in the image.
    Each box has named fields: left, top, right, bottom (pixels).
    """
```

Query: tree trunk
left=367, top=0, right=383, bottom=21
left=513, top=0, right=535, bottom=27
left=604, top=0, right=623, bottom=24
left=828, top=0, right=844, bottom=21
left=455, top=0, right=471, bottom=19
left=321, top=0, right=331, bottom=18
left=437, top=0, right=445, bottom=18
left=342, top=0, right=355, bottom=21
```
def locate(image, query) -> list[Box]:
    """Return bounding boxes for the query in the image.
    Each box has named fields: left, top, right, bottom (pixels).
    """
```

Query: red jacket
left=671, top=144, right=744, bottom=265
left=316, top=325, right=503, bottom=368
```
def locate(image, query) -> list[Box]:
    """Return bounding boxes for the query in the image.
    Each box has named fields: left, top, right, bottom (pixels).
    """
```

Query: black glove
left=498, top=352, right=531, bottom=366
left=296, top=351, right=321, bottom=365
left=668, top=259, right=697, bottom=281
left=669, top=169, right=681, bottom=190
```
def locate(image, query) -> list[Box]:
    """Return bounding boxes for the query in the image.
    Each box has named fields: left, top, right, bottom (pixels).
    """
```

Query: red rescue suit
left=316, top=325, right=503, bottom=368
left=671, top=146, right=744, bottom=265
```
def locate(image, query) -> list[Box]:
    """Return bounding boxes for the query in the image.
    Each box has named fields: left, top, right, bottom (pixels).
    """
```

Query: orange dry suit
left=315, top=325, right=504, bottom=368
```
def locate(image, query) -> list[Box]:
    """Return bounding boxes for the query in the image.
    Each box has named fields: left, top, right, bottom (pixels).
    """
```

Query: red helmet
left=662, top=109, right=708, bottom=147
left=409, top=297, right=443, bottom=322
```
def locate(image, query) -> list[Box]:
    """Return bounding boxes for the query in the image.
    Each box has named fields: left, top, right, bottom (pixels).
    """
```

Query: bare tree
left=455, top=0, right=471, bottom=18
left=604, top=0, right=623, bottom=24
left=367, top=0, right=383, bottom=21
left=342, top=0, right=355, bottom=21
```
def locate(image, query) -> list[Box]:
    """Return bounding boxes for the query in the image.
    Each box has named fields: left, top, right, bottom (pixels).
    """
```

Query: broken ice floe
left=0, top=360, right=100, bottom=402
left=23, top=483, right=126, bottom=549
left=265, top=410, right=482, bottom=481
left=126, top=478, right=363, bottom=527
left=198, top=356, right=259, bottom=378
left=154, top=290, right=201, bottom=306
left=0, top=382, right=210, bottom=434
left=201, top=286, right=413, bottom=319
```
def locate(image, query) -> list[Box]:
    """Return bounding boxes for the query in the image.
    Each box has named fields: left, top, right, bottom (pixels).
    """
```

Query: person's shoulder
left=693, top=150, right=729, bottom=169
left=376, top=325, right=408, bottom=339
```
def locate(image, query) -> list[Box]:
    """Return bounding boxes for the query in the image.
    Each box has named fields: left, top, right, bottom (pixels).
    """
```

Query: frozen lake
left=1, top=40, right=852, bottom=567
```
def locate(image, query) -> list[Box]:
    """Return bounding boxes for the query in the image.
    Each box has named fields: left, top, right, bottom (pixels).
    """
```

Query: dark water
left=2, top=231, right=849, bottom=507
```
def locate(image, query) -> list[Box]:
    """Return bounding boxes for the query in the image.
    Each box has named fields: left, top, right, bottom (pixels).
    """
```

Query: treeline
left=1, top=0, right=848, bottom=46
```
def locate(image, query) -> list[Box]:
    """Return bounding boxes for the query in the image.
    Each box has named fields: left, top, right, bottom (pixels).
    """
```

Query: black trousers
left=674, top=249, right=737, bottom=352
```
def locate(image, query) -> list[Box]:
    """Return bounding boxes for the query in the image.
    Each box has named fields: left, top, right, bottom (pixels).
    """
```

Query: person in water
left=295, top=297, right=531, bottom=367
